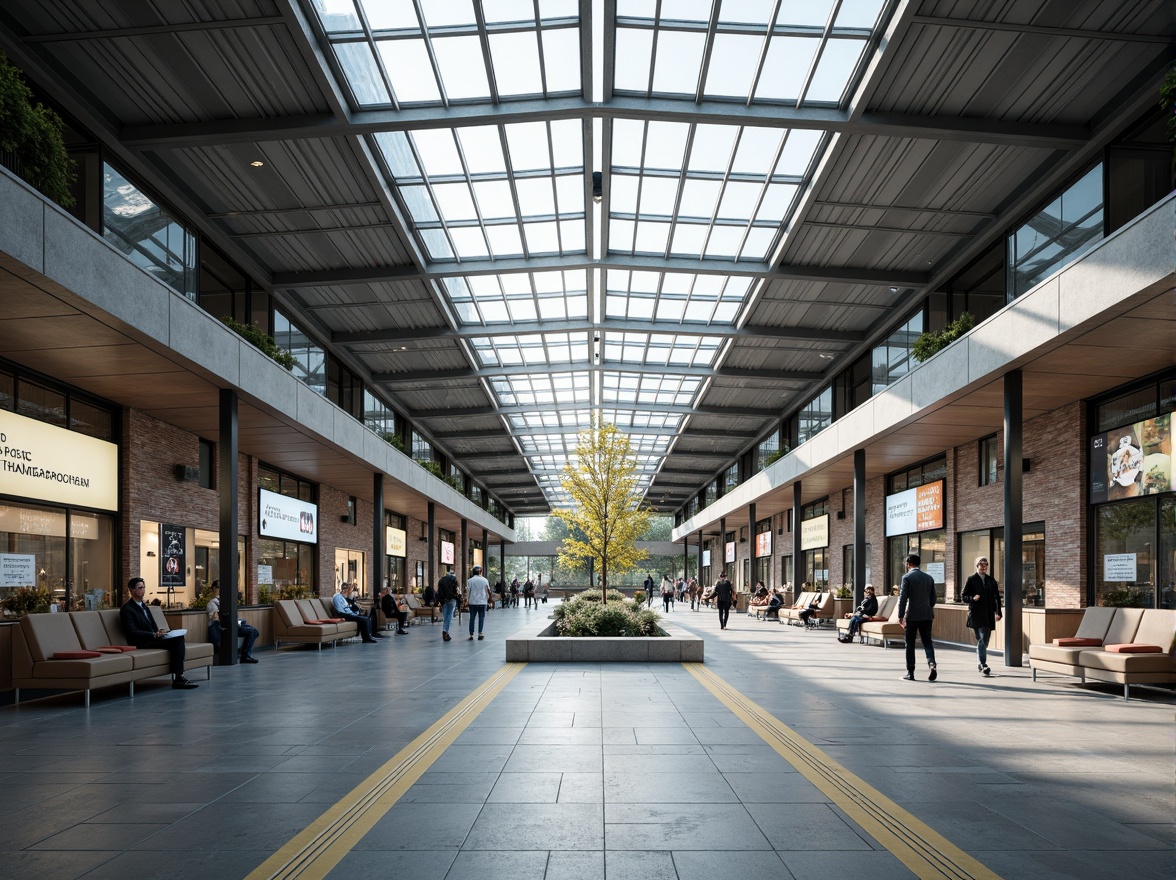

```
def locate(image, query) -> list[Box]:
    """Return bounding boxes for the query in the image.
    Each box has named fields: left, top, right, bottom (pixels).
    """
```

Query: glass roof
left=309, top=0, right=897, bottom=510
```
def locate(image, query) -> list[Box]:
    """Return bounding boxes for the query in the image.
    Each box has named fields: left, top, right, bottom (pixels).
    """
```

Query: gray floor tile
left=778, top=849, right=913, bottom=880
left=557, top=772, right=604, bottom=803
left=447, top=849, right=551, bottom=878
left=358, top=802, right=482, bottom=850
left=488, top=772, right=564, bottom=803
left=605, top=804, right=768, bottom=851
left=1, top=850, right=116, bottom=880
left=603, top=770, right=739, bottom=804
left=672, top=850, right=794, bottom=880
left=505, top=745, right=603, bottom=773
left=745, top=803, right=873, bottom=851
left=31, top=822, right=168, bottom=851
left=465, top=803, right=604, bottom=850
left=326, top=848, right=456, bottom=880
left=544, top=850, right=604, bottom=880
left=605, top=850, right=678, bottom=880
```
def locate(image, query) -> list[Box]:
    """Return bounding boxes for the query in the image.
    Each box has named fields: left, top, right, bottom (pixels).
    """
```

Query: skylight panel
left=419, top=229, right=453, bottom=259
left=657, top=0, right=713, bottom=24
left=687, top=124, right=738, bottom=173
left=316, top=0, right=361, bottom=33
left=472, top=180, right=514, bottom=219
left=642, top=122, right=689, bottom=170
left=638, top=177, right=679, bottom=217
left=507, top=297, right=538, bottom=323
left=378, top=39, right=440, bottom=103
left=489, top=31, right=543, bottom=97
left=334, top=42, right=390, bottom=105
left=554, top=175, right=584, bottom=213
left=719, top=0, right=776, bottom=26
left=777, top=0, right=837, bottom=28
left=678, top=178, right=721, bottom=219
left=549, top=120, right=582, bottom=168
left=449, top=226, right=489, bottom=258
left=541, top=28, right=582, bottom=92
left=515, top=178, right=556, bottom=217
left=616, top=0, right=657, bottom=16
left=634, top=221, right=671, bottom=253
left=775, top=128, right=824, bottom=175
left=611, top=119, right=645, bottom=168
left=412, top=129, right=463, bottom=176
left=742, top=226, right=778, bottom=259
left=432, top=36, right=491, bottom=101
left=505, top=123, right=551, bottom=171
left=755, top=37, right=816, bottom=101
left=806, top=38, right=867, bottom=103
left=669, top=224, right=707, bottom=257
left=481, top=0, right=536, bottom=25
left=610, top=174, right=639, bottom=214
left=485, top=223, right=524, bottom=256
left=703, top=33, right=762, bottom=99
left=836, top=0, right=886, bottom=29
left=457, top=127, right=507, bottom=174
left=609, top=218, right=635, bottom=251
left=651, top=30, right=704, bottom=94
left=523, top=221, right=560, bottom=253
left=731, top=128, right=782, bottom=174
left=399, top=186, right=437, bottom=223
left=374, top=132, right=418, bottom=178
left=421, top=0, right=476, bottom=27
left=560, top=220, right=586, bottom=251
left=704, top=225, right=746, bottom=258
left=432, top=182, right=478, bottom=221
left=717, top=181, right=763, bottom=220
left=614, top=27, right=653, bottom=91
left=654, top=296, right=685, bottom=322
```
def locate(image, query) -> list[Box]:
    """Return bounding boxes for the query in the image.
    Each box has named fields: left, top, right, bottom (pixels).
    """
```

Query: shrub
left=1, top=586, right=53, bottom=616
left=381, top=431, right=406, bottom=453
left=912, top=313, right=975, bottom=363
left=220, top=317, right=297, bottom=370
left=553, top=590, right=662, bottom=637
left=0, top=51, right=76, bottom=207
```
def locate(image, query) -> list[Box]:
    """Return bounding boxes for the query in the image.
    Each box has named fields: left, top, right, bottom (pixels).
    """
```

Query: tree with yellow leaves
left=553, top=421, right=651, bottom=603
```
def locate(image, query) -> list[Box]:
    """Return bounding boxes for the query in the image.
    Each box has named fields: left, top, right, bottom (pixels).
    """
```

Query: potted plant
left=220, top=317, right=297, bottom=370
left=0, top=50, right=76, bottom=207
left=912, top=313, right=975, bottom=363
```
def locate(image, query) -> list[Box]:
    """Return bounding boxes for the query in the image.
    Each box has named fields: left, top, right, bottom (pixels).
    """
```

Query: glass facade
left=1008, top=164, right=1103, bottom=298
left=102, top=163, right=196, bottom=298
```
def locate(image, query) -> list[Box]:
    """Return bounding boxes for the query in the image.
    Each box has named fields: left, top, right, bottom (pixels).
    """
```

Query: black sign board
left=161, top=523, right=186, bottom=587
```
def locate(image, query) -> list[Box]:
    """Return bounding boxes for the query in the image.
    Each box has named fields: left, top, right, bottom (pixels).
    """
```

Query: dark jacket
left=964, top=572, right=1002, bottom=630
left=120, top=599, right=159, bottom=646
left=380, top=592, right=399, bottom=617
left=714, top=577, right=735, bottom=605
left=437, top=573, right=459, bottom=604
left=898, top=568, right=936, bottom=621
left=854, top=595, right=879, bottom=618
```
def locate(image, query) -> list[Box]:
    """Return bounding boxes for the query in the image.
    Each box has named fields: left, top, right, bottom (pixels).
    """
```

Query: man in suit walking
left=897, top=554, right=938, bottom=681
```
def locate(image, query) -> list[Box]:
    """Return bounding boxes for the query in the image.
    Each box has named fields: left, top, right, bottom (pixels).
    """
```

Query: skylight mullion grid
left=731, top=129, right=791, bottom=262
left=348, top=3, right=398, bottom=111
left=409, top=0, right=450, bottom=107
left=531, top=0, right=549, bottom=95
left=544, top=113, right=564, bottom=254
left=692, top=0, right=722, bottom=103
left=661, top=124, right=697, bottom=260
left=496, top=125, right=530, bottom=258
left=471, top=0, right=501, bottom=103
left=745, top=0, right=783, bottom=105
left=796, top=0, right=845, bottom=107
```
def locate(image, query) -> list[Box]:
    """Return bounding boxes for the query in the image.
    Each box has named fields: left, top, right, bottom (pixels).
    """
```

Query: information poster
left=886, top=481, right=945, bottom=536
left=1090, top=414, right=1171, bottom=503
left=925, top=562, right=945, bottom=584
left=1103, top=553, right=1136, bottom=582
left=724, top=541, right=736, bottom=564
left=259, top=488, right=318, bottom=542
left=755, top=531, right=772, bottom=557
left=0, top=553, right=36, bottom=587
left=440, top=540, right=455, bottom=565
left=257, top=564, right=273, bottom=585
left=161, top=523, right=185, bottom=587
left=702, top=549, right=711, bottom=567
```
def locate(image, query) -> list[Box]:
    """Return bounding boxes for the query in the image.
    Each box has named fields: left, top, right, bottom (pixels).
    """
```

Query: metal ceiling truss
left=373, top=364, right=824, bottom=384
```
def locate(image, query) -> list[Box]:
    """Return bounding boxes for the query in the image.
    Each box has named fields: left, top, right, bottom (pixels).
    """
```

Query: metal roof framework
left=0, top=0, right=1169, bottom=514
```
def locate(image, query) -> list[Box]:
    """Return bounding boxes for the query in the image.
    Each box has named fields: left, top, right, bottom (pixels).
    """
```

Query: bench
left=782, top=592, right=832, bottom=627
left=12, top=608, right=213, bottom=707
left=272, top=599, right=358, bottom=648
left=835, top=595, right=898, bottom=643
left=1030, top=607, right=1175, bottom=700
left=858, top=599, right=905, bottom=647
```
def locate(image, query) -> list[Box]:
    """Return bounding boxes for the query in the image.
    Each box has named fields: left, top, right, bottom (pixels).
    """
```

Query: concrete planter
left=505, top=618, right=704, bottom=662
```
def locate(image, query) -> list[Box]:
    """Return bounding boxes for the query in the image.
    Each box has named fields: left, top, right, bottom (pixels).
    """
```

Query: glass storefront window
left=102, top=163, right=197, bottom=299
left=803, top=547, right=829, bottom=590
left=1096, top=500, right=1157, bottom=607
left=1160, top=496, right=1176, bottom=610
left=335, top=548, right=366, bottom=597
left=257, top=539, right=315, bottom=604
left=888, top=530, right=946, bottom=600
left=0, top=504, right=113, bottom=613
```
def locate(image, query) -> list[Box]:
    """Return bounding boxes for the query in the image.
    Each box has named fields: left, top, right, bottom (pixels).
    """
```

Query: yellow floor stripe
left=684, top=663, right=1003, bottom=880
left=246, top=662, right=526, bottom=880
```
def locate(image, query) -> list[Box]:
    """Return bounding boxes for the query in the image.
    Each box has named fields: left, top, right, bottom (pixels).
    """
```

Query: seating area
left=272, top=599, right=359, bottom=648
left=1029, top=607, right=1176, bottom=701
left=781, top=591, right=833, bottom=628
left=835, top=595, right=899, bottom=644
left=11, top=608, right=214, bottom=707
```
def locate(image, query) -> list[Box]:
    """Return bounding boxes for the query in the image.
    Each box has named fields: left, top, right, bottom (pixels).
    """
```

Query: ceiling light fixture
left=889, top=286, right=898, bottom=293
left=249, top=160, right=265, bottom=168
left=818, top=353, right=835, bottom=360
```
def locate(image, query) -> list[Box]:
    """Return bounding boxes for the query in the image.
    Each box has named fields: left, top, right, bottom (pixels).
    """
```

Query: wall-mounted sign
left=472, top=548, right=483, bottom=570
left=0, top=410, right=118, bottom=511
left=160, top=523, right=186, bottom=587
left=1090, top=414, right=1171, bottom=503
left=800, top=515, right=829, bottom=551
left=257, top=564, right=273, bottom=585
left=755, top=531, right=772, bottom=557
left=702, top=549, right=711, bottom=567
left=885, top=481, right=945, bottom=536
left=1103, top=553, right=1137, bottom=582
left=258, top=488, right=318, bottom=543
left=0, top=506, right=99, bottom=539
left=440, top=540, right=455, bottom=565
left=0, top=553, right=36, bottom=587
left=925, top=562, right=945, bottom=584
left=724, top=541, right=736, bottom=564
left=385, top=527, right=406, bottom=557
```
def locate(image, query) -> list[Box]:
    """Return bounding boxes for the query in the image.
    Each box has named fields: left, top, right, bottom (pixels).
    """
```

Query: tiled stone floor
left=1, top=602, right=1172, bottom=880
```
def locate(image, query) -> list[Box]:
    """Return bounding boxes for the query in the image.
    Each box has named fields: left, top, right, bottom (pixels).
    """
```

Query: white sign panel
left=702, top=549, right=711, bottom=568
left=886, top=488, right=917, bottom=536
left=0, top=410, right=118, bottom=511
left=257, top=564, right=273, bottom=585
left=1103, top=553, right=1137, bottom=582
left=385, top=527, right=406, bottom=557
left=800, top=515, right=829, bottom=551
left=925, top=562, right=945, bottom=583
left=0, top=553, right=36, bottom=587
left=258, top=488, right=318, bottom=543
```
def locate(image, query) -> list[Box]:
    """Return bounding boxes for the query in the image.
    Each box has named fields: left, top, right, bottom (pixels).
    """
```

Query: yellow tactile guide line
left=245, top=662, right=525, bottom=880
left=249, top=660, right=1002, bottom=880
left=685, top=662, right=1004, bottom=880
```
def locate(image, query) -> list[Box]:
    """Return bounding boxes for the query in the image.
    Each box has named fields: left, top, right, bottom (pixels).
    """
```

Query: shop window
left=1160, top=496, right=1176, bottom=610
left=803, top=547, right=829, bottom=590
left=797, top=386, right=832, bottom=445
left=888, top=531, right=946, bottom=600
left=0, top=369, right=12, bottom=409
left=257, top=539, right=315, bottom=604
left=0, top=505, right=114, bottom=612
left=842, top=544, right=871, bottom=590
left=17, top=379, right=66, bottom=428
left=198, top=438, right=215, bottom=489
left=722, top=462, right=738, bottom=494
left=1008, top=164, right=1103, bottom=298
left=1096, top=500, right=1158, bottom=608
left=887, top=455, right=947, bottom=494
left=102, top=162, right=197, bottom=299
left=70, top=398, right=113, bottom=441
left=1097, top=385, right=1157, bottom=433
left=979, top=435, right=999, bottom=486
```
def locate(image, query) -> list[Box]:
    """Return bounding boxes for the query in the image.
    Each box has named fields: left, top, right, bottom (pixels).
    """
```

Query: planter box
left=505, top=618, right=703, bottom=662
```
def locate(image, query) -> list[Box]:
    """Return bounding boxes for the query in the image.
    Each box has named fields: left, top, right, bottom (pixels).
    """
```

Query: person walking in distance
left=643, top=573, right=655, bottom=607
left=714, top=571, right=735, bottom=630
left=466, top=565, right=491, bottom=641
left=898, top=554, right=938, bottom=681
left=437, top=568, right=460, bottom=642
left=964, top=557, right=1002, bottom=676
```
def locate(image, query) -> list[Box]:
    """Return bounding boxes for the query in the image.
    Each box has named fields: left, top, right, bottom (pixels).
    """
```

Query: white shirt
left=207, top=596, right=220, bottom=621
left=467, top=575, right=491, bottom=605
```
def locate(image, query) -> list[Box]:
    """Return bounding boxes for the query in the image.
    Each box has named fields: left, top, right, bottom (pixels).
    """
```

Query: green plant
left=220, top=316, right=297, bottom=370
left=1, top=586, right=53, bottom=616
left=912, top=312, right=975, bottom=363
left=0, top=51, right=76, bottom=207
left=417, top=459, right=444, bottom=478
left=834, top=584, right=852, bottom=599
left=1160, top=63, right=1176, bottom=143
left=258, top=586, right=274, bottom=606
left=763, top=448, right=786, bottom=467
left=632, top=590, right=645, bottom=605
left=191, top=584, right=216, bottom=611
left=381, top=431, right=406, bottom=453
left=1100, top=587, right=1143, bottom=608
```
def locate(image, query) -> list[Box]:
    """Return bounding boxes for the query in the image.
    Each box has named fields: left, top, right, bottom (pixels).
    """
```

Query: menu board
left=1090, top=414, right=1172, bottom=503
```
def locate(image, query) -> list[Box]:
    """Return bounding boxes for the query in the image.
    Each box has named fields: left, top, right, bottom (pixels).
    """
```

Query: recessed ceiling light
left=889, top=286, right=898, bottom=293
left=249, top=160, right=265, bottom=168
left=818, top=353, right=835, bottom=360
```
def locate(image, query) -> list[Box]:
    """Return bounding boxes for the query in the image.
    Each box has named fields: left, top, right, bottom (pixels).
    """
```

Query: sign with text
left=925, top=561, right=945, bottom=584
left=702, top=549, right=711, bottom=568
left=1090, top=414, right=1172, bottom=503
left=0, top=553, right=36, bottom=587
left=385, top=527, right=406, bottom=557
left=160, top=523, right=186, bottom=587
left=800, top=515, right=829, bottom=551
left=1103, top=553, right=1137, bottom=582
left=0, top=506, right=100, bottom=539
left=755, top=531, right=772, bottom=557
left=0, top=409, right=118, bottom=511
left=257, top=564, right=273, bottom=585
left=440, top=540, right=455, bottom=565
left=258, top=488, right=318, bottom=543
left=724, top=541, right=735, bottom=564
left=885, top=481, right=945, bottom=536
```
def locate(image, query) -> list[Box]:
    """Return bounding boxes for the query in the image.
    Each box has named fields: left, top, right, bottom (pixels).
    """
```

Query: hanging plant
left=220, top=316, right=297, bottom=370
left=0, top=50, right=75, bottom=207
left=1160, top=63, right=1176, bottom=143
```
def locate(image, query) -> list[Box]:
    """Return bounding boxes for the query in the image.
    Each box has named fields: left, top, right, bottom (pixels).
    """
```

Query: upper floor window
left=797, top=387, right=832, bottom=445
left=872, top=312, right=924, bottom=396
left=274, top=311, right=326, bottom=395
left=979, top=435, right=998, bottom=487
left=1008, top=164, right=1103, bottom=299
left=722, top=463, right=739, bottom=494
left=199, top=438, right=215, bottom=490
left=888, top=455, right=947, bottom=494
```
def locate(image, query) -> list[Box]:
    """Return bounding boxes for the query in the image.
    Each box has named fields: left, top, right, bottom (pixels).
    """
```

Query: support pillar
left=792, top=482, right=803, bottom=591
left=372, top=472, right=384, bottom=597
left=427, top=502, right=436, bottom=593
left=1004, top=370, right=1024, bottom=666
left=217, top=389, right=239, bottom=667
left=854, top=449, right=867, bottom=606
left=747, top=502, right=756, bottom=591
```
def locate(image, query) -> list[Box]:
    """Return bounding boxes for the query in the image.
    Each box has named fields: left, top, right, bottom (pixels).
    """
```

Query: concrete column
left=460, top=518, right=468, bottom=586
left=719, top=517, right=726, bottom=577
left=372, top=472, right=384, bottom=597
left=1004, top=370, right=1024, bottom=666
left=747, top=502, right=756, bottom=590
left=217, top=389, right=239, bottom=667
left=427, top=502, right=436, bottom=593
left=792, top=481, right=803, bottom=590
left=854, top=449, right=867, bottom=605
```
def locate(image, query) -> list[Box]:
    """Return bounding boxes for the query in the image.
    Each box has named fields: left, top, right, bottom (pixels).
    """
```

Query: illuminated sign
left=258, top=488, right=318, bottom=543
left=800, top=515, right=828, bottom=550
left=0, top=410, right=118, bottom=510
